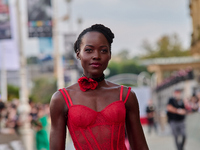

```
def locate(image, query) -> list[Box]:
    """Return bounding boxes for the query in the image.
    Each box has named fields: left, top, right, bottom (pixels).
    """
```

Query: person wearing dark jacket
left=167, top=89, right=186, bottom=150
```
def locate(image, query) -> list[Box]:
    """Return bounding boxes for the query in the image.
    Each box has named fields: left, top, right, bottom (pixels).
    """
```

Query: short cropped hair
left=74, top=24, right=115, bottom=53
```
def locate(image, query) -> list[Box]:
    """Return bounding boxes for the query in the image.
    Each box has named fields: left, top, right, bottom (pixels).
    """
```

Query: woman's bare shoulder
left=106, top=81, right=134, bottom=92
left=65, top=83, right=79, bottom=91
left=50, top=90, right=65, bottom=107
left=125, top=89, right=139, bottom=111
left=105, top=80, right=121, bottom=88
left=49, top=83, right=78, bottom=109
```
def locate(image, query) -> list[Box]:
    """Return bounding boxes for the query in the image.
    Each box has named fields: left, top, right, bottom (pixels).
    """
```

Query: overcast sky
left=22, top=0, right=192, bottom=57
left=67, top=0, right=192, bottom=57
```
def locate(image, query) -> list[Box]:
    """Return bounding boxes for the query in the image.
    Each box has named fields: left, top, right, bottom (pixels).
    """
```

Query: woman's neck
left=83, top=72, right=104, bottom=79
left=82, top=74, right=105, bottom=82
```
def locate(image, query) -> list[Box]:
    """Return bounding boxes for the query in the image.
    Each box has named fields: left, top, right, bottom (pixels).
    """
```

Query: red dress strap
left=120, top=85, right=124, bottom=101
left=124, top=87, right=131, bottom=103
left=58, top=88, right=73, bottom=108
left=120, top=86, right=131, bottom=103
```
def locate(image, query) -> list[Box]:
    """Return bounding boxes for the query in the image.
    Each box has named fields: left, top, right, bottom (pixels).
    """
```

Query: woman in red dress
left=50, top=24, right=149, bottom=150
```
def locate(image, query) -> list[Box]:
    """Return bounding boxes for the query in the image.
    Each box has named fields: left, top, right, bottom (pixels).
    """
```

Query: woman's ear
left=76, top=51, right=80, bottom=60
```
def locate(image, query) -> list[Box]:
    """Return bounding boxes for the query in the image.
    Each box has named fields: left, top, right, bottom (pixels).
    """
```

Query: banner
left=39, top=37, right=53, bottom=54
left=27, top=0, right=52, bottom=37
left=0, top=0, right=12, bottom=39
left=0, top=1, right=19, bottom=70
left=0, top=41, right=19, bottom=70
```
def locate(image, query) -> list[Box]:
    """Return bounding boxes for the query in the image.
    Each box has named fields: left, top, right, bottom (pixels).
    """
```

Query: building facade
left=142, top=1, right=200, bottom=129
left=190, top=0, right=200, bottom=56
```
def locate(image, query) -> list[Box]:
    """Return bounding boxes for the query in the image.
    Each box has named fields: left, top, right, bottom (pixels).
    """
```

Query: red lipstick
left=90, top=63, right=102, bottom=68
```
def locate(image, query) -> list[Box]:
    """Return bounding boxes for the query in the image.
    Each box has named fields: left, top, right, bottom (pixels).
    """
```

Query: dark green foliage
left=141, top=34, right=190, bottom=59
left=107, top=61, right=120, bottom=77
left=30, top=77, right=57, bottom=104
left=119, top=60, right=147, bottom=74
left=107, top=50, right=148, bottom=78
left=7, top=84, right=19, bottom=100
left=27, top=56, right=39, bottom=64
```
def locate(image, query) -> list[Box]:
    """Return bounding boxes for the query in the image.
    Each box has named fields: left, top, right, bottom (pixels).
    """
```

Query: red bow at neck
left=78, top=76, right=98, bottom=92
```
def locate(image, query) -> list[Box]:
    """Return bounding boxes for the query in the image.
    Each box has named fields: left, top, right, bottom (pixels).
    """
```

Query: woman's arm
left=125, top=91, right=149, bottom=150
left=50, top=91, right=67, bottom=150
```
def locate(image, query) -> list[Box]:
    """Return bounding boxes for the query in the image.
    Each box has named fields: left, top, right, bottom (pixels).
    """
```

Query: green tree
left=107, top=50, right=147, bottom=78
left=141, top=34, right=190, bottom=58
left=116, top=49, right=129, bottom=60
left=27, top=56, right=39, bottom=64
left=107, top=61, right=120, bottom=77
left=119, top=60, right=147, bottom=74
left=30, top=77, right=57, bottom=103
left=7, top=84, right=19, bottom=100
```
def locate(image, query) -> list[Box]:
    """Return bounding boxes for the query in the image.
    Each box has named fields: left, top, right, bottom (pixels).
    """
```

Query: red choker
left=78, top=76, right=98, bottom=92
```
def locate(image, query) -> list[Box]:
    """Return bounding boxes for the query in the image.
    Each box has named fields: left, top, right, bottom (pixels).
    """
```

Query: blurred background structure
left=0, top=0, right=200, bottom=150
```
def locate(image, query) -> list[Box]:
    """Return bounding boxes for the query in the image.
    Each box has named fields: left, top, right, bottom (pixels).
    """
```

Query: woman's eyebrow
left=85, top=45, right=108, bottom=48
left=85, top=45, right=94, bottom=47
left=100, top=45, right=108, bottom=48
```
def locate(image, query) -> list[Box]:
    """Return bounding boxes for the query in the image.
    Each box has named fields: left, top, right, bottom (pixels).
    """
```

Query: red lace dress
left=59, top=85, right=131, bottom=150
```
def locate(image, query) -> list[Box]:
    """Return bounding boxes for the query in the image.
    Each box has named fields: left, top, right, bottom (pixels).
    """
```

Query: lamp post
left=66, top=0, right=72, bottom=31
left=0, top=43, right=7, bottom=102
left=16, top=0, right=33, bottom=150
left=52, top=0, right=65, bottom=89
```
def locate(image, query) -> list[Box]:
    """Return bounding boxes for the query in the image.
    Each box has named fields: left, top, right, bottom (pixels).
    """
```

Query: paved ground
left=144, top=126, right=200, bottom=150
left=144, top=112, right=200, bottom=150
left=0, top=133, right=24, bottom=150
left=0, top=112, right=200, bottom=150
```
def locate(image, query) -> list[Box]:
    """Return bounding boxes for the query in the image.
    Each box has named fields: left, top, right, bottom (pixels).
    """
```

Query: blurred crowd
left=0, top=92, right=200, bottom=135
left=0, top=99, right=50, bottom=150
left=156, top=68, right=194, bottom=92
left=184, top=92, right=200, bottom=113
left=0, top=90, right=199, bottom=150
left=146, top=91, right=200, bottom=135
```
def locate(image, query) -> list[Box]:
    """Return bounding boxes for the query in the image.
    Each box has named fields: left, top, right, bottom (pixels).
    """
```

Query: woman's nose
left=92, top=50, right=101, bottom=60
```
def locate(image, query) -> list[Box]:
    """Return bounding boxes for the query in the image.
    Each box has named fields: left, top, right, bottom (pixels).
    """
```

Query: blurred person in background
left=50, top=24, right=149, bottom=150
left=0, top=99, right=5, bottom=132
left=5, top=103, right=18, bottom=134
left=185, top=94, right=199, bottom=113
left=196, top=91, right=200, bottom=112
left=2, top=100, right=21, bottom=135
left=167, top=89, right=187, bottom=150
left=30, top=103, right=38, bottom=122
left=32, top=105, right=49, bottom=150
left=146, top=99, right=157, bottom=134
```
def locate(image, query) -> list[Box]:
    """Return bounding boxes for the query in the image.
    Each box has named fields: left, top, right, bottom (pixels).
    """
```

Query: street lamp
left=16, top=0, right=33, bottom=150
left=0, top=43, right=7, bottom=102
left=65, top=0, right=72, bottom=31
left=52, top=0, right=65, bottom=89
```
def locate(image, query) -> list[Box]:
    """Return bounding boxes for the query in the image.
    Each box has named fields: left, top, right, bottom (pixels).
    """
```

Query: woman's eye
left=85, top=49, right=92, bottom=52
left=101, top=49, right=108, bottom=53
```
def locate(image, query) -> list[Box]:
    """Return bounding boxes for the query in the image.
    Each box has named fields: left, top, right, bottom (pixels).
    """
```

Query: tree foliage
left=116, top=49, right=129, bottom=60
left=107, top=50, right=147, bottom=78
left=30, top=77, right=57, bottom=104
left=27, top=56, right=39, bottom=64
left=7, top=84, right=19, bottom=100
left=141, top=34, right=190, bottom=58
